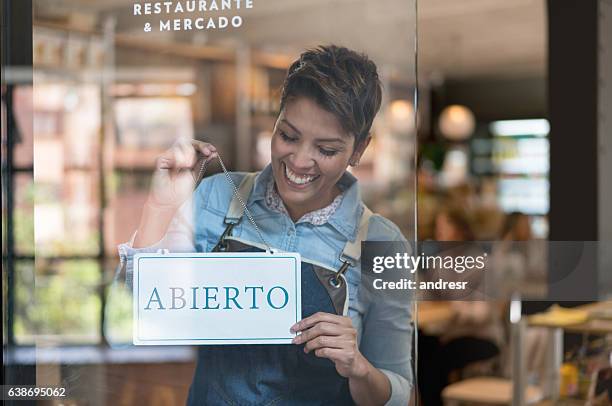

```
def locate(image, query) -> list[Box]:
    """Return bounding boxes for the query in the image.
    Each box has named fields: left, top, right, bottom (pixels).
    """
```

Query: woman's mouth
left=282, top=162, right=319, bottom=187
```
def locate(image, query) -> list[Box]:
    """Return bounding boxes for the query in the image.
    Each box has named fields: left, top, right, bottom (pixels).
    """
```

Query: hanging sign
left=133, top=252, right=301, bottom=345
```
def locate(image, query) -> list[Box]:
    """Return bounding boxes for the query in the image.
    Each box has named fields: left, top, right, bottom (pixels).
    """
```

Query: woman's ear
left=349, top=135, right=372, bottom=167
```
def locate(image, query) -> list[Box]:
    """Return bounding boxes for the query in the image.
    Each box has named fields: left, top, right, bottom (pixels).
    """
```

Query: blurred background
left=2, top=0, right=612, bottom=405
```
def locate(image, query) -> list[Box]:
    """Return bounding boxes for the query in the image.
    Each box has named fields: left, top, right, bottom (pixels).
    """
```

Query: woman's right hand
left=147, top=139, right=218, bottom=210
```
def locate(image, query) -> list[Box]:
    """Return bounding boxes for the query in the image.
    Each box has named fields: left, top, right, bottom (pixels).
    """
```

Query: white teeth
left=284, top=163, right=316, bottom=185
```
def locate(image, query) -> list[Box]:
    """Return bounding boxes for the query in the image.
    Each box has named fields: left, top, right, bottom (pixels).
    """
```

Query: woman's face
left=271, top=97, right=368, bottom=220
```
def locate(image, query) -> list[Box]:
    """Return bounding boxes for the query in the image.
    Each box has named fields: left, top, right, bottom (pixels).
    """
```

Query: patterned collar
left=264, top=177, right=344, bottom=225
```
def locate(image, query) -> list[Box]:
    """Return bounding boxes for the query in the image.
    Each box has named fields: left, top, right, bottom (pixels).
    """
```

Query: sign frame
left=133, top=252, right=301, bottom=345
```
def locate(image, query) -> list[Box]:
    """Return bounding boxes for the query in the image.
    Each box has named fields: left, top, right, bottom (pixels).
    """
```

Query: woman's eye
left=319, top=148, right=338, bottom=157
left=279, top=131, right=297, bottom=143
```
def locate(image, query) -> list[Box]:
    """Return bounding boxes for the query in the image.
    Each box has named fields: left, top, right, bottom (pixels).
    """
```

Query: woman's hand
left=133, top=139, right=217, bottom=248
left=148, top=139, right=217, bottom=209
left=292, top=312, right=393, bottom=405
left=291, top=312, right=368, bottom=379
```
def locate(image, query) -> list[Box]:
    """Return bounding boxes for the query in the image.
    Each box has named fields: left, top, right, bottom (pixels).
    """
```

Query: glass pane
left=33, top=83, right=102, bottom=256
left=12, top=86, right=34, bottom=169
left=105, top=171, right=150, bottom=256
left=104, top=259, right=133, bottom=344
left=14, top=173, right=35, bottom=255
left=15, top=260, right=102, bottom=345
left=4, top=0, right=418, bottom=404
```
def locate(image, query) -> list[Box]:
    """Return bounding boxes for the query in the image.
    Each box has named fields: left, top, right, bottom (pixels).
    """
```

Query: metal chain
left=195, top=154, right=273, bottom=253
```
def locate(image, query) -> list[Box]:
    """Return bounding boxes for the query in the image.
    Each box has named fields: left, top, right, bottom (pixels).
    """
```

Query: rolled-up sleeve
left=359, top=287, right=413, bottom=406
left=358, top=229, right=414, bottom=406
left=116, top=198, right=196, bottom=290
left=381, top=368, right=412, bottom=406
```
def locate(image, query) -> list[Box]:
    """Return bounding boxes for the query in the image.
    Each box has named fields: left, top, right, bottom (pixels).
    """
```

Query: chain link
left=195, top=154, right=273, bottom=253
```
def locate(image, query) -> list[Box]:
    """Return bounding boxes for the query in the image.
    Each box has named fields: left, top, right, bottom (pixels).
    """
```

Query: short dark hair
left=279, top=45, right=382, bottom=146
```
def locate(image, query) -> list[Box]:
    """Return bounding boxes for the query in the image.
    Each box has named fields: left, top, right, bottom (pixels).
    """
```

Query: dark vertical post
left=2, top=0, right=33, bottom=345
left=2, top=0, right=36, bottom=394
left=548, top=0, right=598, bottom=298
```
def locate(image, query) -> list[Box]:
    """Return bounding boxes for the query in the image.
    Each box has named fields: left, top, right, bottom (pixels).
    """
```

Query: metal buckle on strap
left=212, top=223, right=235, bottom=252
left=329, top=260, right=351, bottom=288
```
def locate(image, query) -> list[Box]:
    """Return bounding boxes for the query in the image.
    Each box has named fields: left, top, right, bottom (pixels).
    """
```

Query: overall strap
left=212, top=172, right=258, bottom=252
left=224, top=172, right=258, bottom=224
left=341, top=205, right=373, bottom=265
left=331, top=205, right=373, bottom=287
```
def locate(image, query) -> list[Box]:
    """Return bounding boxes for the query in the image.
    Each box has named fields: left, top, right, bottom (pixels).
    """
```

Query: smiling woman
left=120, top=45, right=413, bottom=405
left=271, top=97, right=365, bottom=221
left=270, top=46, right=380, bottom=221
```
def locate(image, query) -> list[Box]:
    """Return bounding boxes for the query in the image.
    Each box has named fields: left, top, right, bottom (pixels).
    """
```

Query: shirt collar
left=327, top=171, right=363, bottom=241
left=251, top=164, right=272, bottom=203
left=252, top=164, right=362, bottom=240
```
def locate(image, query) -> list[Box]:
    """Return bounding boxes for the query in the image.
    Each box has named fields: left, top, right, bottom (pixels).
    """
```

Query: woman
left=493, top=211, right=546, bottom=296
left=119, top=45, right=413, bottom=405
left=418, top=206, right=503, bottom=406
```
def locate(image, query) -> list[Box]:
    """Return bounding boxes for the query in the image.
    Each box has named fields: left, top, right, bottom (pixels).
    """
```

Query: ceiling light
left=389, top=99, right=415, bottom=134
left=489, top=119, right=550, bottom=137
left=439, top=104, right=475, bottom=141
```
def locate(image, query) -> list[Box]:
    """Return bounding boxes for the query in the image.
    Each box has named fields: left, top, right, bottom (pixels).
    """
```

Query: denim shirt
left=118, top=164, right=413, bottom=406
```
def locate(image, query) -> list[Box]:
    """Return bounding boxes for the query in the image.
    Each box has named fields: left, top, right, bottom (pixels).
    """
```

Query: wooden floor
left=38, top=361, right=197, bottom=405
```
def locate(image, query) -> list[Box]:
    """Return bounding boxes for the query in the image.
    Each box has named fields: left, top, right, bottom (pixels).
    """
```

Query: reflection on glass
left=4, top=0, right=417, bottom=403
left=15, top=260, right=101, bottom=345
left=12, top=86, right=35, bottom=168
left=114, top=97, right=194, bottom=149
left=104, top=271, right=133, bottom=344
left=107, top=172, right=150, bottom=256
left=32, top=84, right=101, bottom=256
left=14, top=173, right=35, bottom=255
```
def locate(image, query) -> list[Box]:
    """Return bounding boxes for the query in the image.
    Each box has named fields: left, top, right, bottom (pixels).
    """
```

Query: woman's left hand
left=291, top=312, right=368, bottom=379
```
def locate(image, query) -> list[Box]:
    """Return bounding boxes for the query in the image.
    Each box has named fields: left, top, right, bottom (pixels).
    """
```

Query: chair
left=441, top=299, right=547, bottom=406
left=442, top=376, right=544, bottom=405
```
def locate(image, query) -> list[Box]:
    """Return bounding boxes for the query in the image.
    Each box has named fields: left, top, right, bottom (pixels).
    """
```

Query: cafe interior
left=2, top=0, right=611, bottom=404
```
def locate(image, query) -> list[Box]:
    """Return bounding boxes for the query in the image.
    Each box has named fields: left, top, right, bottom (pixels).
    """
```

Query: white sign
left=133, top=252, right=301, bottom=345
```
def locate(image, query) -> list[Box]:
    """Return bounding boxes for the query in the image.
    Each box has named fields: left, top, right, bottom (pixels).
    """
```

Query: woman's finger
left=171, top=145, right=187, bottom=169
left=156, top=157, right=172, bottom=170
left=156, top=149, right=177, bottom=170
left=291, top=312, right=351, bottom=333
left=191, top=140, right=218, bottom=160
left=292, top=322, right=353, bottom=344
left=204, top=150, right=219, bottom=163
left=303, top=336, right=354, bottom=353
left=176, top=140, right=198, bottom=168
left=313, top=347, right=351, bottom=363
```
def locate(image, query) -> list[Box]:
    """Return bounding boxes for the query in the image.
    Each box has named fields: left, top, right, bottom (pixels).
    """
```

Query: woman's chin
left=276, top=181, right=321, bottom=214
left=278, top=186, right=316, bottom=207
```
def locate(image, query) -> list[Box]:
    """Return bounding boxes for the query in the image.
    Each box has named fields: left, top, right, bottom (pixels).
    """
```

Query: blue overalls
left=186, top=173, right=372, bottom=405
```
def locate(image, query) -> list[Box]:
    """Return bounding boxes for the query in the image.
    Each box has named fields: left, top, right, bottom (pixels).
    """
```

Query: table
left=526, top=301, right=612, bottom=403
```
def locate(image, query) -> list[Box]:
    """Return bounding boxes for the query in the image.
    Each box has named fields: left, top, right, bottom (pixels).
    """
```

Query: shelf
left=113, top=147, right=165, bottom=170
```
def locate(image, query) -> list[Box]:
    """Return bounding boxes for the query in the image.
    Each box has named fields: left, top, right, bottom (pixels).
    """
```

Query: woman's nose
left=290, top=145, right=315, bottom=169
